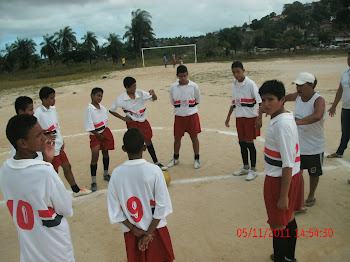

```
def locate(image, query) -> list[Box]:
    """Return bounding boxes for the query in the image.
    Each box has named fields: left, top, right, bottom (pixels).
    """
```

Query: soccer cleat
left=73, top=188, right=92, bottom=197
left=155, top=162, right=168, bottom=171
left=103, top=174, right=111, bottom=181
left=233, top=167, right=249, bottom=176
left=194, top=159, right=201, bottom=169
left=167, top=158, right=179, bottom=167
left=245, top=170, right=258, bottom=181
left=270, top=254, right=297, bottom=262
left=90, top=183, right=97, bottom=192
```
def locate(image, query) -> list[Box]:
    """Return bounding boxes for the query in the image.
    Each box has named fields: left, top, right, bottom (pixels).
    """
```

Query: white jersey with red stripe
left=84, top=103, right=109, bottom=135
left=231, top=76, right=261, bottom=118
left=109, top=90, right=153, bottom=122
left=10, top=144, right=43, bottom=160
left=264, top=111, right=300, bottom=178
left=169, top=80, right=201, bottom=116
left=0, top=158, right=74, bottom=262
left=107, top=159, right=173, bottom=233
left=34, top=105, right=63, bottom=156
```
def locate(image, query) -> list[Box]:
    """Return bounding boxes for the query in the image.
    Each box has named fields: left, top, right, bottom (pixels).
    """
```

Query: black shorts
left=300, top=153, right=324, bottom=176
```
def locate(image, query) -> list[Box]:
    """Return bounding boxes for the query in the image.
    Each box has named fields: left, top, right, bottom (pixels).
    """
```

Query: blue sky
left=0, top=0, right=311, bottom=53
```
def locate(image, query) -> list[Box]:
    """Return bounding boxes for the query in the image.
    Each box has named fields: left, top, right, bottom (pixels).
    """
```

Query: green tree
left=1, top=44, right=17, bottom=72
left=197, top=33, right=219, bottom=58
left=11, top=38, right=37, bottom=69
left=218, top=27, right=243, bottom=56
left=105, top=33, right=123, bottom=64
left=56, top=26, right=77, bottom=54
left=282, top=1, right=307, bottom=29
left=124, top=9, right=155, bottom=56
left=40, top=34, right=57, bottom=65
left=81, top=31, right=99, bottom=64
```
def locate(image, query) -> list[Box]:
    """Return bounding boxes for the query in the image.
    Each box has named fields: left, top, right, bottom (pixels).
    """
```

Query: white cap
left=292, top=72, right=315, bottom=85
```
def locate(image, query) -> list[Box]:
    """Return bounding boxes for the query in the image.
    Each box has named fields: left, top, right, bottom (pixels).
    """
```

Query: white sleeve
left=276, top=122, right=296, bottom=168
left=107, top=173, right=127, bottom=224
left=84, top=106, right=95, bottom=132
left=252, top=81, right=262, bottom=103
left=169, top=85, right=174, bottom=105
left=153, top=169, right=173, bottom=219
left=141, top=90, right=153, bottom=101
left=109, top=98, right=120, bottom=112
left=194, top=83, right=201, bottom=104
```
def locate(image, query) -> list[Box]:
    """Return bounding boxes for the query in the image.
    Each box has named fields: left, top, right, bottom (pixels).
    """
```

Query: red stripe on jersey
left=295, top=156, right=300, bottom=163
left=189, top=100, right=196, bottom=104
left=38, top=207, right=56, bottom=218
left=42, top=125, right=55, bottom=133
left=94, top=121, right=105, bottom=128
left=174, top=100, right=181, bottom=105
left=232, top=100, right=236, bottom=104
left=241, top=98, right=256, bottom=103
left=139, top=108, right=146, bottom=114
left=6, top=200, right=14, bottom=217
left=264, top=147, right=281, bottom=159
left=150, top=200, right=155, bottom=207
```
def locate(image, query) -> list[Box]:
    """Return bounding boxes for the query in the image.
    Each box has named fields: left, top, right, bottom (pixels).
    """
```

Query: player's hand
left=43, top=138, right=55, bottom=162
left=138, top=234, right=153, bottom=251
left=124, top=116, right=134, bottom=123
left=328, top=106, right=336, bottom=117
left=225, top=118, right=230, bottom=127
left=149, top=89, right=155, bottom=95
left=98, top=134, right=105, bottom=141
left=277, top=196, right=289, bottom=210
left=131, top=226, right=147, bottom=238
left=255, top=118, right=262, bottom=129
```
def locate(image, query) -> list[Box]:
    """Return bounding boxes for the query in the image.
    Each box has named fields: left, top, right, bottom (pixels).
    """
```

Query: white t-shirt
left=107, top=159, right=173, bottom=233
left=34, top=105, right=63, bottom=156
left=264, top=112, right=300, bottom=177
left=231, top=76, right=262, bottom=118
left=10, top=144, right=43, bottom=160
left=109, top=90, right=153, bottom=122
left=295, top=93, right=326, bottom=155
left=169, top=80, right=201, bottom=117
left=84, top=103, right=109, bottom=135
left=340, top=69, right=350, bottom=109
left=0, top=158, right=74, bottom=262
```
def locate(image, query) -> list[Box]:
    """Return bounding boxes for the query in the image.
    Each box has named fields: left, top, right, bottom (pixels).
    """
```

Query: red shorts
left=51, top=150, right=69, bottom=170
left=89, top=127, right=115, bottom=151
left=174, top=113, right=201, bottom=137
left=236, top=117, right=260, bottom=141
left=124, top=226, right=175, bottom=262
left=127, top=120, right=153, bottom=141
left=264, top=171, right=303, bottom=226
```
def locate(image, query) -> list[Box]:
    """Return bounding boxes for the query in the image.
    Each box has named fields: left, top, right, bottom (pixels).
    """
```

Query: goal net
left=141, top=44, right=197, bottom=67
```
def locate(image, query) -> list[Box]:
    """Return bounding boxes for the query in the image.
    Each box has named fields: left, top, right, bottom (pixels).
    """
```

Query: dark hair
left=39, top=86, right=55, bottom=100
left=312, top=78, right=317, bottom=89
left=91, top=87, right=104, bottom=95
left=177, top=65, right=188, bottom=74
left=6, top=114, right=38, bottom=150
left=231, top=61, right=244, bottom=70
left=123, top=77, right=136, bottom=88
left=15, top=96, right=33, bottom=114
left=259, top=80, right=285, bottom=100
left=123, top=128, right=144, bottom=154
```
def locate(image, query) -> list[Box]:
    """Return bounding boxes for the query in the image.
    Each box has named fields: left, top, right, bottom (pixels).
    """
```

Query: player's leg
left=306, top=176, right=319, bottom=204
left=168, top=116, right=185, bottom=167
left=102, top=149, right=111, bottom=181
left=336, top=108, right=350, bottom=156
left=234, top=118, right=249, bottom=176
left=246, top=140, right=257, bottom=181
left=145, top=139, right=167, bottom=170
left=167, top=137, right=181, bottom=167
left=190, top=135, right=200, bottom=168
left=90, top=145, right=100, bottom=191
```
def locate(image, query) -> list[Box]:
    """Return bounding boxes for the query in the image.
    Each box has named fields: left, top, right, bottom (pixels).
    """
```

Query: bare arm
left=138, top=218, right=161, bottom=251
left=109, top=110, right=133, bottom=123
left=277, top=167, right=293, bottom=210
left=328, top=84, right=343, bottom=117
left=285, top=92, right=298, bottom=102
left=225, top=106, right=234, bottom=127
left=295, top=96, right=325, bottom=125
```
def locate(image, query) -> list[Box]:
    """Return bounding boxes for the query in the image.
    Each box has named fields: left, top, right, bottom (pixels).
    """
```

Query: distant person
left=35, top=86, right=92, bottom=197
left=167, top=65, right=202, bottom=169
left=122, top=56, right=126, bottom=70
left=179, top=55, right=183, bottom=65
left=1, top=114, right=75, bottom=262
left=109, top=77, right=167, bottom=170
left=259, top=80, right=302, bottom=262
left=225, top=61, right=262, bottom=181
left=108, top=128, right=174, bottom=262
left=85, top=87, right=115, bottom=192
left=163, top=54, right=167, bottom=68
left=172, top=52, right=176, bottom=68
left=327, top=51, right=350, bottom=158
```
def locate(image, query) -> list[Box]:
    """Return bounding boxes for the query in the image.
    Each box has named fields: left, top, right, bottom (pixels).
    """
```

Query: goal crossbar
left=141, top=44, right=197, bottom=67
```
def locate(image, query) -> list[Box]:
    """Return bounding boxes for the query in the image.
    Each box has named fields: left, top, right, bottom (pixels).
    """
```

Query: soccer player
left=225, top=61, right=262, bottom=181
left=109, top=77, right=167, bottom=170
left=167, top=65, right=202, bottom=169
left=1, top=114, right=75, bottom=262
left=259, top=80, right=302, bottom=262
left=35, top=86, right=92, bottom=197
left=85, top=87, right=115, bottom=192
left=108, top=128, right=174, bottom=262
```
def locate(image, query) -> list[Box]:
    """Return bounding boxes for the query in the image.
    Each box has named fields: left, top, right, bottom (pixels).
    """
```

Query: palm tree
left=11, top=38, right=37, bottom=69
left=124, top=9, right=155, bottom=56
left=105, top=33, right=123, bottom=64
left=40, top=34, right=57, bottom=65
left=81, top=31, right=99, bottom=64
left=2, top=44, right=16, bottom=72
left=56, top=26, right=77, bottom=54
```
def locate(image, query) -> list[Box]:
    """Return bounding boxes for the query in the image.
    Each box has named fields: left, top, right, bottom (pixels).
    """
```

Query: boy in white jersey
left=35, top=86, right=92, bottom=197
left=109, top=77, right=167, bottom=170
left=167, top=65, right=202, bottom=169
left=259, top=80, right=302, bottom=262
left=1, top=114, right=75, bottom=262
left=108, top=128, right=174, bottom=262
left=285, top=73, right=326, bottom=209
left=85, top=87, right=115, bottom=192
left=225, top=61, right=262, bottom=181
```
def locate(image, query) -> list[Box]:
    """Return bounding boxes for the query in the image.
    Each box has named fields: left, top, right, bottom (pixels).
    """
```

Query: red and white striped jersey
left=231, top=76, right=261, bottom=118
left=264, top=111, right=300, bottom=177
left=107, top=159, right=173, bottom=233
left=110, top=90, right=153, bottom=122
left=169, top=80, right=201, bottom=116
left=34, top=105, right=63, bottom=156
left=84, top=103, right=109, bottom=135
left=0, top=158, right=74, bottom=262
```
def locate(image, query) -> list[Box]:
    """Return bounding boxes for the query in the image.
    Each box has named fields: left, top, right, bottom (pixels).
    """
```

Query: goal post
left=141, top=44, right=197, bottom=67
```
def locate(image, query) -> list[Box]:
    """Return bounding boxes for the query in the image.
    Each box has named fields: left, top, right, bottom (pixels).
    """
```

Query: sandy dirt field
left=0, top=56, right=349, bottom=262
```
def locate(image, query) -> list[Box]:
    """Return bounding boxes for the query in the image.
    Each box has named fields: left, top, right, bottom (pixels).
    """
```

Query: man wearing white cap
left=285, top=72, right=326, bottom=209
